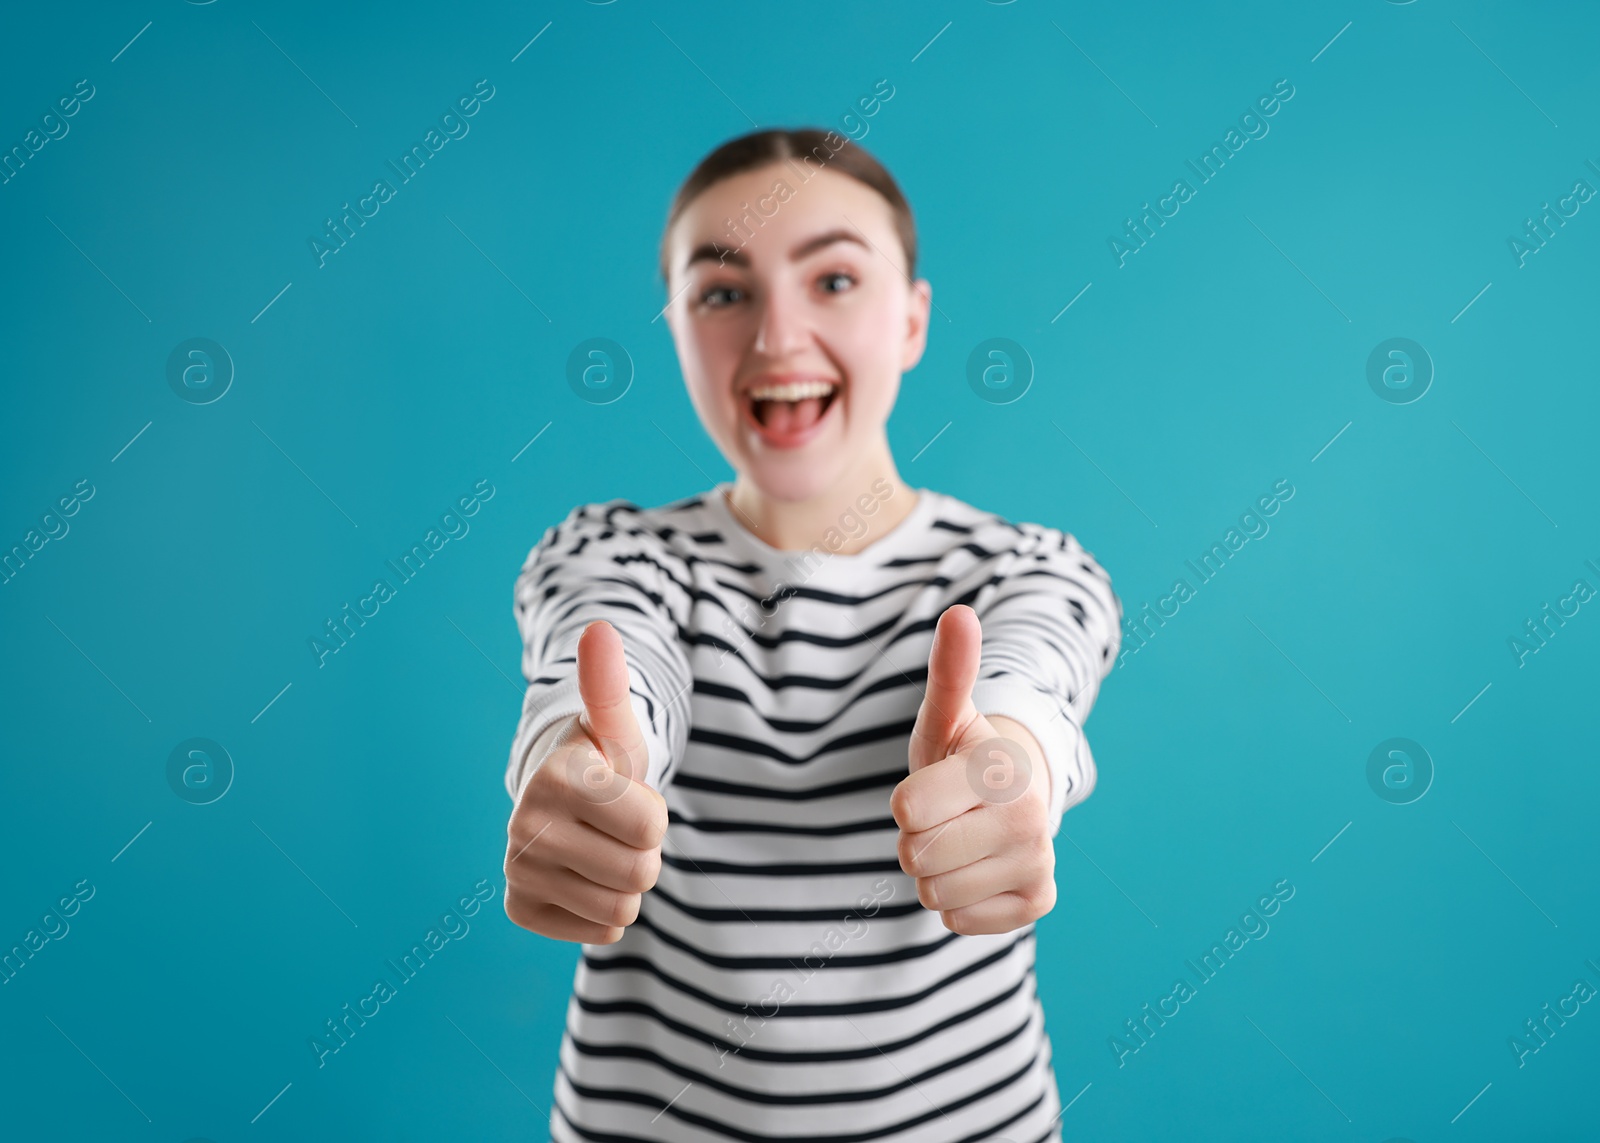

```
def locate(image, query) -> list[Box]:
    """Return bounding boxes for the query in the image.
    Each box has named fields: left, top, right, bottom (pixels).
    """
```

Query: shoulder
left=527, top=491, right=701, bottom=554
left=517, top=492, right=714, bottom=591
left=931, top=490, right=1116, bottom=589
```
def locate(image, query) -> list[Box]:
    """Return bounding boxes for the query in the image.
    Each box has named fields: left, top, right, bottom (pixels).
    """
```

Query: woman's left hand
left=892, top=605, right=1057, bottom=936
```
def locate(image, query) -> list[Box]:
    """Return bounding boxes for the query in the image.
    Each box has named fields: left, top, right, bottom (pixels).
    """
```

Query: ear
left=900, top=278, right=932, bottom=373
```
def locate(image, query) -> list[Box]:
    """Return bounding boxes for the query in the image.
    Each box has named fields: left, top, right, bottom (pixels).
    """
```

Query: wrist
left=517, top=712, right=582, bottom=800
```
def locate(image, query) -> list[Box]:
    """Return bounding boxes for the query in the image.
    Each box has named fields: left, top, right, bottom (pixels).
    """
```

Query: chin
left=740, top=461, right=837, bottom=504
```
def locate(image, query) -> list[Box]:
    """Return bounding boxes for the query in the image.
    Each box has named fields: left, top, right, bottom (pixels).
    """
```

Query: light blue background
left=2, top=2, right=1596, bottom=1140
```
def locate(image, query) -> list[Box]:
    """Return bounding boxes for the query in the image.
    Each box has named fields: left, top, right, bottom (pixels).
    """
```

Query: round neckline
left=705, top=480, right=937, bottom=569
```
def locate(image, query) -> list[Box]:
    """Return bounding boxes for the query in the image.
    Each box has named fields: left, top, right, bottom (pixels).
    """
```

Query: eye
left=818, top=271, right=857, bottom=294
left=699, top=283, right=744, bottom=308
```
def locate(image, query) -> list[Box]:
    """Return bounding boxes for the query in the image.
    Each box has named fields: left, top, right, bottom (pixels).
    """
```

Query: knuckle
left=1008, top=828, right=1049, bottom=872
left=506, top=806, right=534, bottom=843
left=642, top=804, right=668, bottom=849
left=889, top=784, right=916, bottom=828
left=1017, top=880, right=1054, bottom=917
left=505, top=821, right=555, bottom=876
left=612, top=810, right=643, bottom=851
left=1030, top=831, right=1056, bottom=869
left=1001, top=797, right=1042, bottom=839
left=1011, top=794, right=1049, bottom=826
left=897, top=835, right=922, bottom=877
left=503, top=895, right=539, bottom=932
left=1032, top=879, right=1059, bottom=915
left=606, top=890, right=641, bottom=929
left=627, top=845, right=661, bottom=893
left=916, top=878, right=940, bottom=911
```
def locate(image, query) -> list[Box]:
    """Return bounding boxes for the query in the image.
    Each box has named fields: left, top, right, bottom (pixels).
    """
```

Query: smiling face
left=663, top=162, right=932, bottom=505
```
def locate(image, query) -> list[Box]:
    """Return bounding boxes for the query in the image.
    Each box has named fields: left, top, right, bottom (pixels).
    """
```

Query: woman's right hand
left=503, top=620, right=668, bottom=944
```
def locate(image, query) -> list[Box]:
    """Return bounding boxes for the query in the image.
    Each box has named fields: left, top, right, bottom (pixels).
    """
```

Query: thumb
left=575, top=620, right=650, bottom=787
left=909, top=605, right=981, bottom=773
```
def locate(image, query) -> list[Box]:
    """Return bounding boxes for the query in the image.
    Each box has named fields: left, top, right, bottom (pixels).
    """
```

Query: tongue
left=760, top=397, right=825, bottom=434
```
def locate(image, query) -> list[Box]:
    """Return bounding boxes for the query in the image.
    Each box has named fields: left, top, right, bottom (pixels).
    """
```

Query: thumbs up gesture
left=504, top=620, right=668, bottom=945
left=890, top=605, right=1057, bottom=936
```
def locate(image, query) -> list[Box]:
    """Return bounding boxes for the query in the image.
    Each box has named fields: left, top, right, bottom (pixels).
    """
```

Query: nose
left=752, top=280, right=810, bottom=357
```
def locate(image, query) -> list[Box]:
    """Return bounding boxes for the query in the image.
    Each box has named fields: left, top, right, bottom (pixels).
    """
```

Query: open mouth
left=742, top=379, right=840, bottom=439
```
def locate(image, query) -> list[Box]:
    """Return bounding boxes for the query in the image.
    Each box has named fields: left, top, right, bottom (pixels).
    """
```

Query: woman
left=503, top=127, right=1122, bottom=1142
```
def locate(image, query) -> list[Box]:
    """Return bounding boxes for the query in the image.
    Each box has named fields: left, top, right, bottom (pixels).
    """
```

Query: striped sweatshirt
left=505, top=479, right=1122, bottom=1143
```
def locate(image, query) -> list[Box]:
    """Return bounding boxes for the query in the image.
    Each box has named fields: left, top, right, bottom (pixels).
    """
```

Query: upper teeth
left=747, top=380, right=837, bottom=402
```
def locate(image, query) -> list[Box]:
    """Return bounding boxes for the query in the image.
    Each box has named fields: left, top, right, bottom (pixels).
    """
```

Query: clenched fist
left=891, top=605, right=1058, bottom=936
left=504, top=620, right=668, bottom=944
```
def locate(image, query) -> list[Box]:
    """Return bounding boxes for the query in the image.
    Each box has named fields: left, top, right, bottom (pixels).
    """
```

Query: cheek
left=686, top=378, right=736, bottom=433
left=856, top=374, right=902, bottom=425
left=833, top=306, right=903, bottom=412
left=679, top=328, right=740, bottom=412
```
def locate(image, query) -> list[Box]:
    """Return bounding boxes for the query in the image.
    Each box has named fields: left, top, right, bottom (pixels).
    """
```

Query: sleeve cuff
left=506, top=678, right=674, bottom=802
left=969, top=677, right=1097, bottom=836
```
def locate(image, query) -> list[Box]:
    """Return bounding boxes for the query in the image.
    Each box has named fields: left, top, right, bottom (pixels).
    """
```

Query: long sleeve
left=966, top=521, right=1122, bottom=836
left=504, top=501, right=694, bottom=803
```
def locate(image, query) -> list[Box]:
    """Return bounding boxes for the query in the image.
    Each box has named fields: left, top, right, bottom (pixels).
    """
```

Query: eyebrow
left=682, top=227, right=869, bottom=273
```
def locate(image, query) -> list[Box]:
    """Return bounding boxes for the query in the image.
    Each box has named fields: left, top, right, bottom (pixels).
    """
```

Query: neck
left=725, top=449, right=916, bottom=554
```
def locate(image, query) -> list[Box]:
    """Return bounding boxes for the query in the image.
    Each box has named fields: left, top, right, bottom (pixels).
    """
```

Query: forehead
left=668, top=162, right=897, bottom=275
